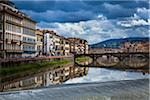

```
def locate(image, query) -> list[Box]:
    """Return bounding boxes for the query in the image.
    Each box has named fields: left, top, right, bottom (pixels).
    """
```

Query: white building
left=43, top=30, right=71, bottom=56
left=44, top=32, right=53, bottom=56
left=44, top=30, right=61, bottom=56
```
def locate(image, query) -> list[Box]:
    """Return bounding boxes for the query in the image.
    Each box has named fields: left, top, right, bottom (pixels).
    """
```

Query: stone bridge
left=74, top=52, right=149, bottom=69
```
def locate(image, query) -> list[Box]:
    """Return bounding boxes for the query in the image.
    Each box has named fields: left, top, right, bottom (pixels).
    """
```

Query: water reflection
left=65, top=68, right=149, bottom=84
left=0, top=65, right=149, bottom=92
left=0, top=65, right=89, bottom=92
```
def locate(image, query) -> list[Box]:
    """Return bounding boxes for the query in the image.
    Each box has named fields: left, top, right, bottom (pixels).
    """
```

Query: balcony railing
left=22, top=40, right=36, bottom=44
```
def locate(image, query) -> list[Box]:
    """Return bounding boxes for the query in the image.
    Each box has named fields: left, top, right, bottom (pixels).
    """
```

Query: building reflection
left=1, top=65, right=89, bottom=92
left=1, top=63, right=148, bottom=92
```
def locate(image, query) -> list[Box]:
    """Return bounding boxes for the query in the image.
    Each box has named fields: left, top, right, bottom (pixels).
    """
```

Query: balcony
left=22, top=40, right=36, bottom=44
left=5, top=38, right=21, bottom=45
left=6, top=49, right=23, bottom=53
left=23, top=47, right=36, bottom=53
left=6, top=20, right=22, bottom=27
left=11, top=39, right=19, bottom=44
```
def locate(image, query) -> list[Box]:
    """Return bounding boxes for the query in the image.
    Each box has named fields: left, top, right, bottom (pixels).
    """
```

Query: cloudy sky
left=12, top=0, right=149, bottom=44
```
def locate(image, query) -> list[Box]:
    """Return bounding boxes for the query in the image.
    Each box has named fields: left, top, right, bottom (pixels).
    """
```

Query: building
left=67, top=38, right=88, bottom=54
left=0, top=1, right=37, bottom=58
left=123, top=41, right=149, bottom=53
left=60, top=36, right=70, bottom=56
left=54, top=33, right=61, bottom=56
left=89, top=41, right=149, bottom=54
left=22, top=16, right=37, bottom=57
left=43, top=30, right=61, bottom=56
left=43, top=30, right=71, bottom=56
left=0, top=1, right=23, bottom=58
left=64, top=38, right=70, bottom=56
left=44, top=31, right=89, bottom=56
left=36, top=29, right=43, bottom=56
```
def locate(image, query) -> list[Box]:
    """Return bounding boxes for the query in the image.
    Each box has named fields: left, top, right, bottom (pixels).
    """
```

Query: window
left=23, top=20, right=35, bottom=29
left=23, top=28, right=35, bottom=36
left=0, top=32, right=3, bottom=40
left=0, top=15, right=2, bottom=21
left=0, top=23, right=2, bottom=30
left=6, top=14, right=21, bottom=24
left=6, top=23, right=21, bottom=33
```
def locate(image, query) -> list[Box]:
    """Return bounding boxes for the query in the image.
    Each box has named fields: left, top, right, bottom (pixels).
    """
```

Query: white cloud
left=136, top=7, right=150, bottom=19
left=38, top=18, right=129, bottom=44
left=38, top=15, right=149, bottom=44
left=117, top=18, right=150, bottom=27
left=97, top=14, right=107, bottom=20
left=103, top=3, right=123, bottom=12
left=117, top=8, right=150, bottom=28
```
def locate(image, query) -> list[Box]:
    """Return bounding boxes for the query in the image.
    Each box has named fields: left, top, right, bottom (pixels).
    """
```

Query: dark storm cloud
left=12, top=0, right=149, bottom=22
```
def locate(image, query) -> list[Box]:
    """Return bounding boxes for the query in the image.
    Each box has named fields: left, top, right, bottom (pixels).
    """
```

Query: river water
left=65, top=68, right=149, bottom=84
left=0, top=65, right=149, bottom=92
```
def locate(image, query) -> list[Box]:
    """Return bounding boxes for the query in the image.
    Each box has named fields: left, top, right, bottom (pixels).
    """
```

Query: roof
left=67, top=37, right=88, bottom=43
left=0, top=0, right=16, bottom=8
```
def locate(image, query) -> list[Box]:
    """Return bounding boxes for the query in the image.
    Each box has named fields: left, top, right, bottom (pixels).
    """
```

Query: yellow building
left=60, top=36, right=70, bottom=56
left=67, top=38, right=88, bottom=54
left=36, top=29, right=43, bottom=56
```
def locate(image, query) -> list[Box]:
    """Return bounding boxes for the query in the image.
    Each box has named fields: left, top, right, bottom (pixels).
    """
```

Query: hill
left=90, top=37, right=149, bottom=49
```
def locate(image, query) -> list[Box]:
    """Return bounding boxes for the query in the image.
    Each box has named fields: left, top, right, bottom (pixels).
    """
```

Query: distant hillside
left=90, top=37, right=149, bottom=49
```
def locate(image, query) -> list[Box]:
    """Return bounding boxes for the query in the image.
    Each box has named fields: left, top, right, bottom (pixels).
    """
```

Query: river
left=65, top=68, right=149, bottom=84
left=0, top=65, right=149, bottom=92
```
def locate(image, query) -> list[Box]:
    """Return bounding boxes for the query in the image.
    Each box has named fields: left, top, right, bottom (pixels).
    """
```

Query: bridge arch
left=75, top=55, right=93, bottom=66
left=96, top=55, right=120, bottom=67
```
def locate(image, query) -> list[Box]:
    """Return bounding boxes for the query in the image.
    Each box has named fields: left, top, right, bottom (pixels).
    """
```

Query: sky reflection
left=65, top=68, right=149, bottom=84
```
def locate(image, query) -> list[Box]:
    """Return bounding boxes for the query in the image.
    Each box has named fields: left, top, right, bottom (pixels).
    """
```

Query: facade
left=44, top=30, right=54, bottom=56
left=0, top=1, right=37, bottom=58
left=44, top=31, right=89, bottom=56
left=123, top=41, right=149, bottom=53
left=43, top=30, right=61, bottom=56
left=67, top=38, right=88, bottom=54
left=60, top=36, right=70, bottom=56
left=22, top=17, right=37, bottom=57
left=64, top=38, right=70, bottom=56
left=44, top=30, right=71, bottom=56
left=54, top=33, right=61, bottom=56
left=36, top=29, right=43, bottom=56
left=0, top=1, right=23, bottom=58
